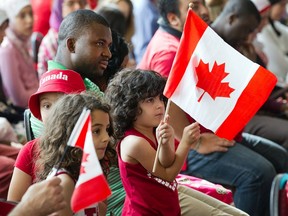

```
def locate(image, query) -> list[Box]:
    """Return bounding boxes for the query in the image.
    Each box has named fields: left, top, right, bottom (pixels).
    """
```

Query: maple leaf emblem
left=80, top=152, right=90, bottom=174
left=195, top=60, right=235, bottom=102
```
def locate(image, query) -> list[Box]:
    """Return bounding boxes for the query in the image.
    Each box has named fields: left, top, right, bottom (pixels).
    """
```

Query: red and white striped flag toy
left=164, top=9, right=277, bottom=140
left=69, top=108, right=111, bottom=213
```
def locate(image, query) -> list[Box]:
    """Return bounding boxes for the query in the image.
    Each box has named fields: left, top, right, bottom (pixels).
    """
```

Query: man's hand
left=196, top=133, right=235, bottom=154
left=9, top=177, right=66, bottom=216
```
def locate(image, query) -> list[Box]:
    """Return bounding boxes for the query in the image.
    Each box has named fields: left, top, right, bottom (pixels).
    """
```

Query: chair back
left=24, top=109, right=35, bottom=141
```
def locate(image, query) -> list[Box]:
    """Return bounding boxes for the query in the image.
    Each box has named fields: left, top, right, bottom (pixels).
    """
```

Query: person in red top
left=35, top=93, right=116, bottom=215
left=105, top=68, right=201, bottom=215
left=31, top=0, right=52, bottom=36
left=8, top=69, right=86, bottom=202
left=138, top=0, right=288, bottom=215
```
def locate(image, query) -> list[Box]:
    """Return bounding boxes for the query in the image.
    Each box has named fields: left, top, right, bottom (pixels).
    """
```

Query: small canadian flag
left=164, top=9, right=277, bottom=140
left=69, top=108, right=111, bottom=213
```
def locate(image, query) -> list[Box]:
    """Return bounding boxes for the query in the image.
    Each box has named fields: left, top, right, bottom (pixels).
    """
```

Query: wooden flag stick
left=152, top=99, right=172, bottom=173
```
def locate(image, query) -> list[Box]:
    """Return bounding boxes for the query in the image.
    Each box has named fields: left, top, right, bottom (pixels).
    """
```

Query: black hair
left=96, top=5, right=127, bottom=37
left=58, top=9, right=110, bottom=46
left=157, top=0, right=180, bottom=24
left=105, top=69, right=167, bottom=139
left=221, top=0, right=261, bottom=23
left=106, top=31, right=129, bottom=80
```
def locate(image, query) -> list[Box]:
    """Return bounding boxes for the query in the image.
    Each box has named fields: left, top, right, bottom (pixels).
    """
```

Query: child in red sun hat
left=8, top=69, right=86, bottom=202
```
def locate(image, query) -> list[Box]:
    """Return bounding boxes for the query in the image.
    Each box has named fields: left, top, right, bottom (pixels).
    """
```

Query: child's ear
left=66, top=38, right=76, bottom=53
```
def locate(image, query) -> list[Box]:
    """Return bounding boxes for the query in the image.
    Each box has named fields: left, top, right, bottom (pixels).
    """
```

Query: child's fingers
left=160, top=129, right=170, bottom=138
left=160, top=124, right=173, bottom=133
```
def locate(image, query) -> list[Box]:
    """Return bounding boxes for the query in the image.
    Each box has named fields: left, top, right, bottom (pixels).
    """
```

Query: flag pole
left=46, top=146, right=70, bottom=179
left=152, top=99, right=171, bottom=173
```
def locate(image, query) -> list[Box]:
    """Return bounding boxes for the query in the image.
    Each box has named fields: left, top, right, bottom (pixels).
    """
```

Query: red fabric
left=0, top=156, right=15, bottom=199
left=215, top=67, right=276, bottom=139
left=279, top=182, right=288, bottom=216
left=29, top=69, right=86, bottom=120
left=138, top=29, right=180, bottom=78
left=72, top=175, right=107, bottom=214
left=0, top=199, right=17, bottom=215
left=71, top=110, right=111, bottom=213
left=31, top=0, right=52, bottom=36
left=118, top=128, right=180, bottom=216
left=163, top=9, right=276, bottom=140
left=0, top=145, right=19, bottom=199
left=0, top=144, right=19, bottom=159
left=87, top=0, right=98, bottom=9
left=55, top=169, right=100, bottom=216
left=68, top=110, right=90, bottom=149
left=176, top=174, right=233, bottom=204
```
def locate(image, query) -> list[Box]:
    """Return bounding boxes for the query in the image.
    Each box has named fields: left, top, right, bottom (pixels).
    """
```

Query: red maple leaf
left=195, top=60, right=235, bottom=102
left=80, top=152, right=90, bottom=174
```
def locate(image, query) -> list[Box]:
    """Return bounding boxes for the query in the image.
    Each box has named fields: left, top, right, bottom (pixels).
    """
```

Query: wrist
left=9, top=202, right=31, bottom=216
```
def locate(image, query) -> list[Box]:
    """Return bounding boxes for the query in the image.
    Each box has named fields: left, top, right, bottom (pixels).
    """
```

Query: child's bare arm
left=8, top=168, right=32, bottom=202
left=153, top=122, right=200, bottom=181
left=121, top=122, right=200, bottom=182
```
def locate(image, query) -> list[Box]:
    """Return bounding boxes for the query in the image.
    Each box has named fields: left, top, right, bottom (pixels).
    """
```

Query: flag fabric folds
left=70, top=108, right=111, bottom=213
left=67, top=108, right=91, bottom=149
left=164, top=9, right=277, bottom=140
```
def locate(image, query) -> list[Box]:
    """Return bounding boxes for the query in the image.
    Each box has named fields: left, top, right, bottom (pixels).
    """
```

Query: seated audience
left=138, top=0, right=288, bottom=215
left=0, top=0, right=38, bottom=109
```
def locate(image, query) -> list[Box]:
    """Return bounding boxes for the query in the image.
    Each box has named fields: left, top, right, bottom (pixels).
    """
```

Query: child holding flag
left=35, top=93, right=115, bottom=215
left=105, top=68, right=201, bottom=215
left=105, top=68, right=249, bottom=216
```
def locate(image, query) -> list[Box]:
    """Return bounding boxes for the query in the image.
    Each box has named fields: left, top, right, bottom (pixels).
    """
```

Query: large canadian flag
left=164, top=9, right=277, bottom=140
left=69, top=108, right=111, bottom=213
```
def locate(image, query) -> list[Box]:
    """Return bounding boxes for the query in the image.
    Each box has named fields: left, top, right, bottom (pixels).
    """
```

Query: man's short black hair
left=58, top=9, right=110, bottom=46
left=157, top=0, right=181, bottom=24
left=221, top=0, right=261, bottom=23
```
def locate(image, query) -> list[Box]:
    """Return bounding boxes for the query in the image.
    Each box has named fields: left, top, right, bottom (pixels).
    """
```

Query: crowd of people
left=1, top=0, right=288, bottom=215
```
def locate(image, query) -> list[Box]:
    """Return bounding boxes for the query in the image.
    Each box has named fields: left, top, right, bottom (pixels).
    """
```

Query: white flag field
left=164, top=9, right=277, bottom=140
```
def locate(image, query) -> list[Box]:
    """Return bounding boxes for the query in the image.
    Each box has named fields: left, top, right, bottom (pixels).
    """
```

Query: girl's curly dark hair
left=35, top=92, right=117, bottom=182
left=105, top=69, right=167, bottom=140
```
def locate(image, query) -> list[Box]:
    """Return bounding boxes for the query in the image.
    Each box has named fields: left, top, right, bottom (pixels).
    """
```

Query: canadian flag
left=164, top=9, right=277, bottom=140
left=69, top=108, right=111, bottom=213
